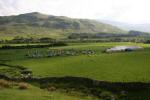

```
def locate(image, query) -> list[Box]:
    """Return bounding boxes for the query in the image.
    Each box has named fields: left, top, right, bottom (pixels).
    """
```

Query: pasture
left=0, top=83, right=97, bottom=100
left=1, top=42, right=150, bottom=82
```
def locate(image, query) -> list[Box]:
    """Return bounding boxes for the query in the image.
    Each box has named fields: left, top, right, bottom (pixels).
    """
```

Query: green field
left=1, top=42, right=150, bottom=82
left=1, top=85, right=150, bottom=100
left=0, top=84, right=97, bottom=100
left=1, top=42, right=150, bottom=100
left=1, top=11, right=150, bottom=100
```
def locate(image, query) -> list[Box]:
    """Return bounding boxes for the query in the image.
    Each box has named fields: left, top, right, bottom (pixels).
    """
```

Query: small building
left=106, top=46, right=143, bottom=53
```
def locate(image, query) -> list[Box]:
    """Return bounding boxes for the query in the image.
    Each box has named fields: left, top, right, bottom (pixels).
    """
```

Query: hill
left=0, top=12, right=125, bottom=39
left=100, top=20, right=150, bottom=33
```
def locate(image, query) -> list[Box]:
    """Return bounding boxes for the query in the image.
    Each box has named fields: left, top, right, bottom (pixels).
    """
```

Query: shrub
left=47, top=86, right=56, bottom=91
left=120, top=90, right=127, bottom=98
left=18, top=82, right=29, bottom=90
left=100, top=91, right=115, bottom=100
left=0, top=79, right=11, bottom=88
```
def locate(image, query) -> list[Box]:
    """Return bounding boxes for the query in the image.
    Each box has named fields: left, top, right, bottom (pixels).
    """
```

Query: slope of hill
left=100, top=20, right=150, bottom=33
left=0, top=12, right=125, bottom=39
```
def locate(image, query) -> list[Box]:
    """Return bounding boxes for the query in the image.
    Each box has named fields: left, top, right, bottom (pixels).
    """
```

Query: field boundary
left=0, top=42, right=67, bottom=49
left=0, top=74, right=150, bottom=91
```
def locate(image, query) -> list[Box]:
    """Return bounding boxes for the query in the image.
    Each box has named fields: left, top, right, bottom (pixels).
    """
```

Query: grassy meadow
left=0, top=83, right=97, bottom=100
left=1, top=42, right=150, bottom=100
left=1, top=12, right=150, bottom=100
left=1, top=42, right=150, bottom=82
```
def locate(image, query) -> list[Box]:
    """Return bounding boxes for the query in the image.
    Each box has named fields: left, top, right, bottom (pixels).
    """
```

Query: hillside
left=101, top=20, right=150, bottom=33
left=0, top=12, right=125, bottom=39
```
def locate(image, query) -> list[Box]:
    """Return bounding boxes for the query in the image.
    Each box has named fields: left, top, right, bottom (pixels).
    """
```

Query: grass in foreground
left=0, top=83, right=98, bottom=100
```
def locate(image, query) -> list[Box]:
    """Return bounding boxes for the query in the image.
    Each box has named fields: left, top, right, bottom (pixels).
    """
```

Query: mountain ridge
left=0, top=12, right=126, bottom=39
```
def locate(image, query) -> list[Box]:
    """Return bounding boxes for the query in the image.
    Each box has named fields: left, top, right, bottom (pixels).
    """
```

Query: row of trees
left=0, top=42, right=67, bottom=49
left=0, top=37, right=56, bottom=44
left=67, top=32, right=150, bottom=43
left=67, top=32, right=149, bottom=39
left=0, top=30, right=150, bottom=44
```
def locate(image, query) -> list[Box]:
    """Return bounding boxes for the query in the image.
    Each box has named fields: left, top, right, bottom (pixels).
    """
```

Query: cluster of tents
left=26, top=49, right=95, bottom=58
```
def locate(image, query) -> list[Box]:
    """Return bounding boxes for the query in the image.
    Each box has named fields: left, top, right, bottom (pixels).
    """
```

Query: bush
left=120, top=90, right=127, bottom=98
left=0, top=79, right=11, bottom=88
left=18, top=82, right=29, bottom=90
left=47, top=86, right=56, bottom=91
left=100, top=91, right=116, bottom=100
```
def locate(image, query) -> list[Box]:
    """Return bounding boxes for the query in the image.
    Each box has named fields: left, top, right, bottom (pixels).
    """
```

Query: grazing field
left=1, top=42, right=150, bottom=100
left=1, top=42, right=150, bottom=82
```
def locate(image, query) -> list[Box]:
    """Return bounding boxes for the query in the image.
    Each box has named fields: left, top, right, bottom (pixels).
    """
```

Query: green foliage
left=0, top=65, right=21, bottom=77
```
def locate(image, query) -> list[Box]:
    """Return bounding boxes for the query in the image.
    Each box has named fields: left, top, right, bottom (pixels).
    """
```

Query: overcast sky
left=0, top=0, right=150, bottom=24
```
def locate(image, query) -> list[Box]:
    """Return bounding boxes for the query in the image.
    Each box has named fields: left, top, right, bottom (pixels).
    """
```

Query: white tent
left=106, top=46, right=143, bottom=53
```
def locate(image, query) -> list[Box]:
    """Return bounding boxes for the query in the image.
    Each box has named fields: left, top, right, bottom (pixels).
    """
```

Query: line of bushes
left=31, top=76, right=150, bottom=91
left=0, top=42, right=67, bottom=49
left=1, top=75, right=150, bottom=91
left=1, top=75, right=150, bottom=99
